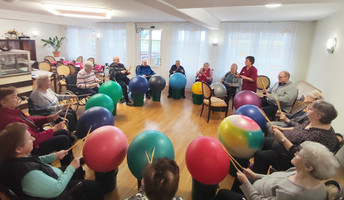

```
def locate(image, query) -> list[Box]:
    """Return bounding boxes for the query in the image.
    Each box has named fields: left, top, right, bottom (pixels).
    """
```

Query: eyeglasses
left=278, top=76, right=286, bottom=78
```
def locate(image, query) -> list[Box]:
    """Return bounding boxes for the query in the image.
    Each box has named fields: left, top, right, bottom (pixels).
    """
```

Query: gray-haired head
left=84, top=61, right=94, bottom=69
left=311, top=100, right=337, bottom=124
left=36, top=74, right=50, bottom=88
left=309, top=90, right=324, bottom=101
left=299, top=141, right=339, bottom=180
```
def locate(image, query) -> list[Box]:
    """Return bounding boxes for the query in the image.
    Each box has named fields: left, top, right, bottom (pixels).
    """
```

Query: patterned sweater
left=76, top=69, right=99, bottom=89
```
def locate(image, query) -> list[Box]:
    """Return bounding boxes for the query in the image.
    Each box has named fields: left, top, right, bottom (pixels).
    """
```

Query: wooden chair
left=87, top=57, right=95, bottom=64
left=67, top=63, right=77, bottom=75
left=257, top=75, right=270, bottom=90
left=57, top=61, right=64, bottom=66
left=38, top=61, right=51, bottom=72
left=57, top=65, right=71, bottom=93
left=200, top=82, right=228, bottom=122
left=44, top=56, right=55, bottom=63
left=76, top=56, right=83, bottom=63
left=325, top=180, right=343, bottom=200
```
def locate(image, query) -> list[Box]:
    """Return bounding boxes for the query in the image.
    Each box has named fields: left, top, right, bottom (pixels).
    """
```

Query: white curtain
left=98, top=23, right=126, bottom=65
left=217, top=22, right=296, bottom=85
left=66, top=26, right=97, bottom=62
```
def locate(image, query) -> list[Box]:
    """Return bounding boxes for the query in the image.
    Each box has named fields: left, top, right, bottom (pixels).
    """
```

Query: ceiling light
left=265, top=4, right=282, bottom=8
left=42, top=4, right=112, bottom=19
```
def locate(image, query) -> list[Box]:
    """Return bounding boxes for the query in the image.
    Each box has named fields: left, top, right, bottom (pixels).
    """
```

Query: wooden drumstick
left=66, top=126, right=92, bottom=151
left=275, top=98, right=282, bottom=113
left=220, top=144, right=243, bottom=171
left=63, top=99, right=74, bottom=122
left=258, top=107, right=273, bottom=127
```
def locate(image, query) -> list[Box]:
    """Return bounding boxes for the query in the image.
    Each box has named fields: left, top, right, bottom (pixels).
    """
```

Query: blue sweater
left=137, top=65, right=155, bottom=76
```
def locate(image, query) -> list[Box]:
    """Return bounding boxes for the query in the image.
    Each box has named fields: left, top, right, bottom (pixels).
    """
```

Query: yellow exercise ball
left=192, top=82, right=203, bottom=95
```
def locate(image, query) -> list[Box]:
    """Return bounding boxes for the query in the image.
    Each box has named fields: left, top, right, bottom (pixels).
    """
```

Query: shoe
left=182, top=96, right=186, bottom=98
left=167, top=95, right=171, bottom=98
left=146, top=93, right=151, bottom=99
left=79, top=157, right=85, bottom=165
left=126, top=101, right=134, bottom=106
left=119, top=97, right=125, bottom=103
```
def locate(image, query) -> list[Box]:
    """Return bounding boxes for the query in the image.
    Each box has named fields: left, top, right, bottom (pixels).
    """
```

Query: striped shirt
left=76, top=69, right=99, bottom=89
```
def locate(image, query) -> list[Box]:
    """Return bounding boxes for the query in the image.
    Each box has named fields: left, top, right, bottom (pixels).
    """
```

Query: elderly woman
left=196, top=62, right=213, bottom=84
left=220, top=63, right=241, bottom=103
left=76, top=61, right=100, bottom=95
left=0, top=122, right=103, bottom=200
left=214, top=141, right=339, bottom=200
left=30, top=74, right=78, bottom=132
left=0, top=87, right=74, bottom=165
left=252, top=100, right=339, bottom=174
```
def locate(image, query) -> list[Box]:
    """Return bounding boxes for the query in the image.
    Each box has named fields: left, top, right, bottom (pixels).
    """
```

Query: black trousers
left=223, top=84, right=237, bottom=103
left=168, top=86, right=185, bottom=97
left=261, top=98, right=278, bottom=121
left=214, top=189, right=246, bottom=200
left=77, top=87, right=98, bottom=96
left=56, top=109, right=77, bottom=132
left=117, top=77, right=130, bottom=102
left=31, top=129, right=74, bottom=166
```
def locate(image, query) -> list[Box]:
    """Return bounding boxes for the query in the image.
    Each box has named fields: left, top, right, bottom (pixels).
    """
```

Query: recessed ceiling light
left=42, top=3, right=112, bottom=19
left=265, top=4, right=282, bottom=8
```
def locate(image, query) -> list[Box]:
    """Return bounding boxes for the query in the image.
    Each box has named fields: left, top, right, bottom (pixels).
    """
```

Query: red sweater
left=0, top=107, right=54, bottom=148
left=240, top=66, right=257, bottom=92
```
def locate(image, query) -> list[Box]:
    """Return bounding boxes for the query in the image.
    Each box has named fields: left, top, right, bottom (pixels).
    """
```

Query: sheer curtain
left=98, top=23, right=126, bottom=65
left=66, top=26, right=97, bottom=62
left=217, top=22, right=296, bottom=84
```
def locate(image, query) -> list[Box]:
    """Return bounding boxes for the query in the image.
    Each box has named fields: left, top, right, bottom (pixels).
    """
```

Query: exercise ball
left=235, top=105, right=267, bottom=129
left=99, top=80, right=123, bottom=104
left=149, top=75, right=166, bottom=91
left=85, top=93, right=114, bottom=113
left=129, top=76, right=149, bottom=95
left=218, top=115, right=264, bottom=159
left=127, top=130, right=175, bottom=179
left=210, top=82, right=227, bottom=97
left=76, top=106, right=114, bottom=138
left=83, top=126, right=128, bottom=172
left=192, top=82, right=203, bottom=95
left=185, top=136, right=230, bottom=185
left=169, top=73, right=187, bottom=90
left=233, top=90, right=261, bottom=109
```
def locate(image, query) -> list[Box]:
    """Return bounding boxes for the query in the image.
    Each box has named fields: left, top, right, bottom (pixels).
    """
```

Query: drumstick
left=151, top=147, right=155, bottom=163
left=63, top=100, right=73, bottom=122
left=66, top=126, right=92, bottom=151
left=275, top=98, right=282, bottom=113
left=145, top=151, right=150, bottom=163
left=260, top=79, right=266, bottom=90
left=258, top=107, right=273, bottom=127
left=220, top=144, right=243, bottom=170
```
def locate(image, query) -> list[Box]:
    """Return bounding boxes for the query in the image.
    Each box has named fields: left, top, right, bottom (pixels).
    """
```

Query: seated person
left=30, top=74, right=78, bottom=132
left=214, top=141, right=339, bottom=200
left=220, top=63, right=241, bottom=103
left=76, top=61, right=100, bottom=95
left=264, top=90, right=323, bottom=137
left=168, top=60, right=186, bottom=98
left=136, top=60, right=156, bottom=99
left=196, top=62, right=213, bottom=84
left=0, top=87, right=75, bottom=165
left=262, top=71, right=298, bottom=120
left=252, top=100, right=338, bottom=174
left=0, top=122, right=103, bottom=200
left=125, top=158, right=183, bottom=200
left=109, top=56, right=133, bottom=106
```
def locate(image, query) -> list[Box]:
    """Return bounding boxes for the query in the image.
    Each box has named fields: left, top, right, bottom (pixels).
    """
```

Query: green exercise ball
left=99, top=80, right=123, bottom=104
left=127, top=130, right=175, bottom=179
left=85, top=93, right=114, bottom=113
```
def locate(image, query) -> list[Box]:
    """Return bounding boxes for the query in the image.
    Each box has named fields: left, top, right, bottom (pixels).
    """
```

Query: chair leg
left=225, top=106, right=228, bottom=118
left=200, top=104, right=204, bottom=116
left=207, top=106, right=211, bottom=122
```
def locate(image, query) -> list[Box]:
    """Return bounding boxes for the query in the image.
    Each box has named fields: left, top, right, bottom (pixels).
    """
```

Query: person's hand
left=279, top=113, right=289, bottom=122
left=121, top=70, right=126, bottom=74
left=237, top=170, right=249, bottom=184
left=272, top=126, right=285, bottom=140
left=52, top=121, right=65, bottom=132
left=63, top=102, right=72, bottom=110
left=180, top=70, right=184, bottom=73
left=70, top=95, right=78, bottom=99
left=227, top=83, right=232, bottom=87
left=142, top=75, right=147, bottom=78
left=127, top=71, right=131, bottom=75
left=243, top=168, right=257, bottom=181
left=262, top=88, right=267, bottom=94
left=70, top=157, right=81, bottom=169
left=173, top=70, right=176, bottom=74
left=48, top=113, right=59, bottom=122
left=55, top=150, right=68, bottom=160
left=90, top=83, right=98, bottom=88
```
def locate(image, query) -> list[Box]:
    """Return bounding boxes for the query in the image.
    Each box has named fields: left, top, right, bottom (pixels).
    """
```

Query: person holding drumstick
left=196, top=62, right=213, bottom=85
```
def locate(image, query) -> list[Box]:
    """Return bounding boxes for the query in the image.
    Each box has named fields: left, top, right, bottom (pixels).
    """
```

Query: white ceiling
left=1, top=0, right=344, bottom=29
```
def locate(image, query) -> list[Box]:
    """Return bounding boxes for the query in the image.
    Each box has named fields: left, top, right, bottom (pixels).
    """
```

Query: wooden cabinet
left=0, top=39, right=36, bottom=61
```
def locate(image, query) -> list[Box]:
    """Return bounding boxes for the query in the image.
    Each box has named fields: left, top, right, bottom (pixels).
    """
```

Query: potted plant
left=41, top=36, right=65, bottom=57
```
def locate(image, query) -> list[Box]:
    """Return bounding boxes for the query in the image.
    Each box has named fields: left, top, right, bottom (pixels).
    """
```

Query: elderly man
left=238, top=56, right=257, bottom=92
left=168, top=60, right=186, bottom=98
left=109, top=56, right=133, bottom=106
left=220, top=63, right=241, bottom=103
left=262, top=71, right=298, bottom=120
left=137, top=60, right=156, bottom=99
left=76, top=61, right=100, bottom=95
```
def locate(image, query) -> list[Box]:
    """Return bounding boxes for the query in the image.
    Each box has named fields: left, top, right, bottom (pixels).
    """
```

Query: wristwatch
left=280, top=137, right=287, bottom=143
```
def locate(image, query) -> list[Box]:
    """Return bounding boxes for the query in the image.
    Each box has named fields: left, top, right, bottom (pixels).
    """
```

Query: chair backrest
left=57, top=65, right=71, bottom=77
left=87, top=57, right=95, bottom=64
left=67, top=63, right=77, bottom=75
left=201, top=82, right=212, bottom=99
left=0, top=184, right=20, bottom=200
left=76, top=56, right=83, bottom=63
left=44, top=56, right=55, bottom=62
left=57, top=61, right=64, bottom=66
left=38, top=61, right=51, bottom=72
left=135, top=65, right=140, bottom=75
left=325, top=180, right=343, bottom=200
left=257, top=75, right=270, bottom=90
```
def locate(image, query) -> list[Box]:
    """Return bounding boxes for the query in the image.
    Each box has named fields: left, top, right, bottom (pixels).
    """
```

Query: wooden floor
left=72, top=88, right=236, bottom=200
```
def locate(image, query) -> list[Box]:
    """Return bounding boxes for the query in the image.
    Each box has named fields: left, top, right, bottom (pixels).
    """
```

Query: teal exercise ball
left=169, top=73, right=186, bottom=90
left=85, top=93, right=114, bottom=113
left=127, top=130, right=175, bottom=179
left=99, top=80, right=123, bottom=104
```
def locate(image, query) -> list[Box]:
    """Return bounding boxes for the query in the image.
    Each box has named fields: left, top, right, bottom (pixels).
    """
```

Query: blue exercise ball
left=210, top=82, right=227, bottom=97
left=149, top=75, right=166, bottom=91
left=76, top=106, right=114, bottom=138
left=129, top=76, right=149, bottom=95
left=235, top=105, right=267, bottom=129
left=169, top=73, right=186, bottom=90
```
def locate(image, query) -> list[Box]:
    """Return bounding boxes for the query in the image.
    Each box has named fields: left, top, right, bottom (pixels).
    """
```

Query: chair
left=44, top=56, right=55, bottom=63
left=0, top=184, right=19, bottom=200
left=38, top=61, right=51, bottom=72
left=200, top=82, right=228, bottom=122
left=57, top=61, right=64, bottom=66
left=87, top=57, right=95, bottom=64
left=325, top=180, right=343, bottom=200
left=57, top=65, right=71, bottom=77
left=257, top=75, right=270, bottom=90
left=76, top=56, right=83, bottom=63
left=67, top=63, right=77, bottom=75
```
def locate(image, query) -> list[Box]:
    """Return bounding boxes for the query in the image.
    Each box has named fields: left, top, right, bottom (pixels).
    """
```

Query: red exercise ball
left=185, top=136, right=230, bottom=185
left=83, top=126, right=128, bottom=172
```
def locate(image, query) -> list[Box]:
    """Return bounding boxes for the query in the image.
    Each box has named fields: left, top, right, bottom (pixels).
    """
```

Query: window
left=139, top=29, right=162, bottom=67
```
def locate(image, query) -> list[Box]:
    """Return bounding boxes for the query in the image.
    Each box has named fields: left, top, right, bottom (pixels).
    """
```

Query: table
left=50, top=61, right=104, bottom=72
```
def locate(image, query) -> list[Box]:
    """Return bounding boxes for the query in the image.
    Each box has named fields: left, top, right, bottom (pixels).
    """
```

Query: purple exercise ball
left=234, top=90, right=262, bottom=109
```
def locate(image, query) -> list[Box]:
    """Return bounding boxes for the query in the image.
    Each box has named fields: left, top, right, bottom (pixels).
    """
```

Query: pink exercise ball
left=233, top=90, right=262, bottom=109
left=83, top=126, right=128, bottom=172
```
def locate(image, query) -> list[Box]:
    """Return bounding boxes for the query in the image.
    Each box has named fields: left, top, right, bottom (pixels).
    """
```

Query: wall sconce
left=212, top=37, right=219, bottom=46
left=327, top=37, right=337, bottom=54
left=30, top=30, right=39, bottom=37
left=96, top=33, right=101, bottom=39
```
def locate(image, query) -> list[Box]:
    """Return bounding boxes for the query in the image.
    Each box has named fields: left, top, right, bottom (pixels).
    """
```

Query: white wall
left=306, top=11, right=344, bottom=133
